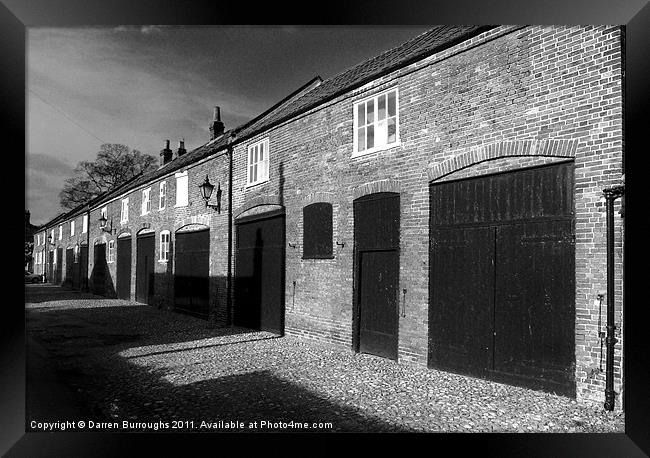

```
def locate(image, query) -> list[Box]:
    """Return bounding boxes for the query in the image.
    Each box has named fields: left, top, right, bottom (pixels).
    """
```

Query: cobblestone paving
left=25, top=285, right=625, bottom=433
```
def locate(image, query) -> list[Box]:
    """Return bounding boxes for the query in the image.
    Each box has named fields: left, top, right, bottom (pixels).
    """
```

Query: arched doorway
left=174, top=225, right=210, bottom=318
left=234, top=205, right=285, bottom=335
left=353, top=192, right=400, bottom=361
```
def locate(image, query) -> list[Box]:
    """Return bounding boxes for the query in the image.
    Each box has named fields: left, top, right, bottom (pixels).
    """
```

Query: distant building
left=25, top=210, right=39, bottom=271
left=33, top=26, right=625, bottom=409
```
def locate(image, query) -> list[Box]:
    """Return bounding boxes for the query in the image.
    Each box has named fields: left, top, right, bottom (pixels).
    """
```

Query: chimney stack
left=209, top=106, right=225, bottom=140
left=176, top=139, right=187, bottom=157
left=160, top=139, right=172, bottom=166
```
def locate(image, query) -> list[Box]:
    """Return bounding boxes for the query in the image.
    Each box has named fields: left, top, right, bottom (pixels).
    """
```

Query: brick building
left=33, top=25, right=625, bottom=408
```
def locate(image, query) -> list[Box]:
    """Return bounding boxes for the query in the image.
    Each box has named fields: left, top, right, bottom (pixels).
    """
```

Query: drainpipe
left=226, top=134, right=235, bottom=326
left=602, top=184, right=624, bottom=411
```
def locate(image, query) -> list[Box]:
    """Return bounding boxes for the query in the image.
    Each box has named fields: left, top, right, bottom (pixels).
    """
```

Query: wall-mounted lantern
left=199, top=175, right=222, bottom=213
left=98, top=214, right=115, bottom=234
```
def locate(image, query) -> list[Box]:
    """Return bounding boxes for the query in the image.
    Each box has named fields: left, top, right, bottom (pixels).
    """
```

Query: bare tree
left=59, top=144, right=157, bottom=210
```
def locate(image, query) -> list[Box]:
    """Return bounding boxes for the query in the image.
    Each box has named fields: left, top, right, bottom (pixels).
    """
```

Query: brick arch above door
left=427, top=138, right=579, bottom=182
left=352, top=179, right=401, bottom=200
left=234, top=195, right=284, bottom=219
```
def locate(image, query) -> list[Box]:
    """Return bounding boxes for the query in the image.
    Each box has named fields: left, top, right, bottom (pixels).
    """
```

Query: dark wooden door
left=354, top=193, right=400, bottom=360
left=429, top=226, right=494, bottom=377
left=116, top=237, right=132, bottom=300
left=48, top=251, right=54, bottom=283
left=72, top=248, right=80, bottom=289
left=174, top=230, right=210, bottom=318
left=80, top=245, right=88, bottom=290
left=235, top=211, right=285, bottom=334
left=92, top=244, right=106, bottom=296
left=56, top=248, right=63, bottom=284
left=136, top=234, right=155, bottom=304
left=429, top=162, right=575, bottom=395
left=65, top=248, right=74, bottom=287
left=493, top=220, right=575, bottom=391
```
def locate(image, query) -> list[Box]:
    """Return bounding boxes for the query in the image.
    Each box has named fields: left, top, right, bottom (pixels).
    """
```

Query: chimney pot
left=176, top=138, right=187, bottom=157
left=160, top=139, right=173, bottom=166
left=209, top=106, right=225, bottom=140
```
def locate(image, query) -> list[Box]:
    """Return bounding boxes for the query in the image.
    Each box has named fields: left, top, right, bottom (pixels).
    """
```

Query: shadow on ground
left=25, top=287, right=412, bottom=433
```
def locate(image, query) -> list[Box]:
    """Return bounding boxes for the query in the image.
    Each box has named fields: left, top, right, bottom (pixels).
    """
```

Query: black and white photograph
left=7, top=0, right=650, bottom=455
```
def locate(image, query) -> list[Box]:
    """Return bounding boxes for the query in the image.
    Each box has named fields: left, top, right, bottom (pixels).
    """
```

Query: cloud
left=25, top=153, right=75, bottom=225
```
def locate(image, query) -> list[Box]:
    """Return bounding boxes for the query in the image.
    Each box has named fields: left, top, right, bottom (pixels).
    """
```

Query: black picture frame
left=8, top=0, right=649, bottom=455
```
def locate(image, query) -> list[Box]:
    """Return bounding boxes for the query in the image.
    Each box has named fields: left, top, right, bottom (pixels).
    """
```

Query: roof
left=40, top=25, right=495, bottom=229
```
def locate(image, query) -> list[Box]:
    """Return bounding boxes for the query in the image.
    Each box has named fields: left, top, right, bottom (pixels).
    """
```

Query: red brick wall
left=230, top=25, right=624, bottom=406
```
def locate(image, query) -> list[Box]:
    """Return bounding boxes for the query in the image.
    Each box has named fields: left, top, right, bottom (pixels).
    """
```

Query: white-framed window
left=121, top=198, right=129, bottom=223
left=108, top=240, right=115, bottom=263
left=141, top=188, right=151, bottom=215
left=353, top=87, right=399, bottom=156
left=82, top=214, right=88, bottom=233
left=159, top=181, right=166, bottom=210
left=175, top=171, right=189, bottom=207
left=247, top=138, right=270, bottom=186
left=53, top=248, right=57, bottom=264
left=58, top=225, right=63, bottom=240
left=101, top=206, right=107, bottom=220
left=50, top=229, right=54, bottom=243
left=70, top=220, right=75, bottom=237
left=159, top=231, right=170, bottom=261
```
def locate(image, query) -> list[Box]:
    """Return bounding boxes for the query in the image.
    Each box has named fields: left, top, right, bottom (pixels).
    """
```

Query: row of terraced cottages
left=32, top=25, right=625, bottom=408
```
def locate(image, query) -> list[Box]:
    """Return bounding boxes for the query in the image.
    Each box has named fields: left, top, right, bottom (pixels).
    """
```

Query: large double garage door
left=429, top=162, right=575, bottom=395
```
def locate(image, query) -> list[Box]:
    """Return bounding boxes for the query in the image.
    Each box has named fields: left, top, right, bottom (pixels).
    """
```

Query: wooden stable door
left=174, top=230, right=210, bottom=318
left=136, top=234, right=155, bottom=304
left=354, top=193, right=400, bottom=361
left=429, top=162, right=575, bottom=395
left=234, top=211, right=285, bottom=335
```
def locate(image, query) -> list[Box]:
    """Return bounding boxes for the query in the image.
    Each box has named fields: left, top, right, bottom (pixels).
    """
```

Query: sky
left=25, top=25, right=432, bottom=225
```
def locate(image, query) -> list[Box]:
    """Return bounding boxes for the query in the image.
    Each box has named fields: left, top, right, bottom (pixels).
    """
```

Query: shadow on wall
left=90, top=245, right=116, bottom=298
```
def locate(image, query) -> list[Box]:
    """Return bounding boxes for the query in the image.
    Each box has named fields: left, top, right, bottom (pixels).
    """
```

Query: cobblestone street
left=25, top=285, right=624, bottom=433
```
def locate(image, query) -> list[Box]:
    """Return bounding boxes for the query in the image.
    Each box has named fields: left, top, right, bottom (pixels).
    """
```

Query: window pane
left=357, top=103, right=365, bottom=126
left=366, top=99, right=374, bottom=124
left=358, top=126, right=366, bottom=151
left=249, top=165, right=254, bottom=182
left=376, top=119, right=387, bottom=146
left=388, top=90, right=396, bottom=117
left=388, top=117, right=396, bottom=143
left=367, top=124, right=374, bottom=149
left=253, top=163, right=257, bottom=182
left=378, top=94, right=386, bottom=120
